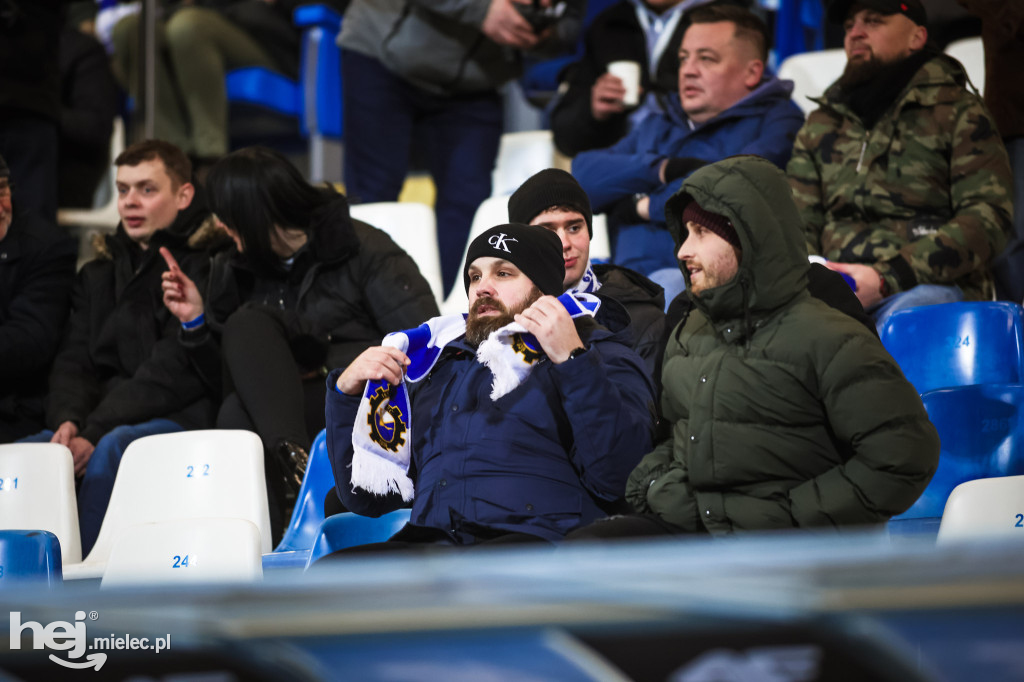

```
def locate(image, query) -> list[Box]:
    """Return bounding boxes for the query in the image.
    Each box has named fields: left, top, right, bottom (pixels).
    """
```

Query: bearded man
left=324, top=223, right=656, bottom=549
left=787, top=0, right=1012, bottom=333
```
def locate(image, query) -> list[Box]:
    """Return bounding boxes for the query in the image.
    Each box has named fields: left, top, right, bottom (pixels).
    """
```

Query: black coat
left=186, top=192, right=440, bottom=385
left=57, top=27, right=119, bottom=209
left=0, top=0, right=67, bottom=122
left=0, top=210, right=77, bottom=440
left=46, top=197, right=216, bottom=444
left=593, top=262, right=665, bottom=381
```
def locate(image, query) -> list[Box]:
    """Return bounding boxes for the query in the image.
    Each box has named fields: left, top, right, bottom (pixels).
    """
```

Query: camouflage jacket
left=787, top=54, right=1013, bottom=300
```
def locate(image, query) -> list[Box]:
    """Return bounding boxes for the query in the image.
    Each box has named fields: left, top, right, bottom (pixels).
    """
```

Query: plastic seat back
left=945, top=37, right=985, bottom=92
left=0, top=530, right=62, bottom=588
left=491, top=131, right=556, bottom=198
left=101, top=518, right=263, bottom=588
left=349, top=202, right=444, bottom=306
left=305, top=509, right=412, bottom=568
left=441, top=195, right=511, bottom=314
left=937, top=475, right=1024, bottom=544
left=224, top=3, right=343, bottom=182
left=896, top=384, right=1024, bottom=519
left=590, top=213, right=611, bottom=262
left=777, top=48, right=847, bottom=115
left=880, top=302, right=1024, bottom=395
left=0, top=443, right=82, bottom=564
left=73, top=430, right=271, bottom=578
left=275, top=430, right=333, bottom=553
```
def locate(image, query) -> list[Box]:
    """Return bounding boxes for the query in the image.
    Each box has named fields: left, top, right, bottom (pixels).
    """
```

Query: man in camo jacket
left=787, top=0, right=1013, bottom=331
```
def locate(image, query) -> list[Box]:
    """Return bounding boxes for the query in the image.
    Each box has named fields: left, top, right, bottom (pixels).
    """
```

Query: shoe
left=275, top=439, right=309, bottom=498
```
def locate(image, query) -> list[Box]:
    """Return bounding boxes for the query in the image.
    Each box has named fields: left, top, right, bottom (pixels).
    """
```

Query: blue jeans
left=869, top=284, right=964, bottom=336
left=20, top=419, right=184, bottom=556
left=342, top=49, right=504, bottom=298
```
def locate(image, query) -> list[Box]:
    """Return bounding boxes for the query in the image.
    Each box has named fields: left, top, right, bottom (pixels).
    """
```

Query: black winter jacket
left=46, top=197, right=215, bottom=444
left=185, top=192, right=440, bottom=383
left=593, top=262, right=664, bottom=381
left=0, top=210, right=77, bottom=438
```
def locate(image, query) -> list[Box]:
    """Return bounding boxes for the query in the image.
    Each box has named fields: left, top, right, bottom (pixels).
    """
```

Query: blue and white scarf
left=572, top=261, right=602, bottom=295
left=351, top=292, right=600, bottom=499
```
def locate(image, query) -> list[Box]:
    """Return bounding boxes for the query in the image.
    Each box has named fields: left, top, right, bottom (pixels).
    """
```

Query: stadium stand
left=64, top=430, right=271, bottom=581
left=101, top=518, right=263, bottom=588
left=0, top=443, right=82, bottom=564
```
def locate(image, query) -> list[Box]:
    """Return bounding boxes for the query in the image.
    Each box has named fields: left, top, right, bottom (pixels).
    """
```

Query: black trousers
left=562, top=513, right=693, bottom=541
left=323, top=523, right=552, bottom=560
left=215, top=307, right=327, bottom=540
left=0, top=117, right=58, bottom=223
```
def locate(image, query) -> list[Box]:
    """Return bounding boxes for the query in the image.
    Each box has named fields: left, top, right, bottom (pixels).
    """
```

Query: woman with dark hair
left=161, top=147, right=438, bottom=535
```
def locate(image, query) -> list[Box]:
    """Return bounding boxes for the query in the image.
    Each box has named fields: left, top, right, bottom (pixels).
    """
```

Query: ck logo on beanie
left=487, top=233, right=518, bottom=253
left=464, top=224, right=565, bottom=296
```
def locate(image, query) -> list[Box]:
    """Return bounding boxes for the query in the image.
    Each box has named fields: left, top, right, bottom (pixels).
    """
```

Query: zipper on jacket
left=855, top=140, right=868, bottom=173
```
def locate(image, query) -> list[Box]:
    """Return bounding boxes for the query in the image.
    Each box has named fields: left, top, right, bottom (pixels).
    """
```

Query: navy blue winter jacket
left=573, top=75, right=805, bottom=228
left=326, top=324, right=657, bottom=544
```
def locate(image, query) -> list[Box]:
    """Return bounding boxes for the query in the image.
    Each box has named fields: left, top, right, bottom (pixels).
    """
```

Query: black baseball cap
left=828, top=0, right=927, bottom=26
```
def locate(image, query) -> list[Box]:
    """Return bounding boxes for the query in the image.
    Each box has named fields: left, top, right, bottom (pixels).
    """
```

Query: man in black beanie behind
left=324, top=223, right=657, bottom=551
left=509, top=168, right=665, bottom=380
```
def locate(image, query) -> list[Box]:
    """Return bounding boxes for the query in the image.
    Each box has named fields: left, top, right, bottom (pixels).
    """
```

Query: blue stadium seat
left=264, top=429, right=334, bottom=570
left=880, top=302, right=1024, bottom=395
left=0, top=530, right=63, bottom=588
left=895, top=383, right=1024, bottom=520
left=774, top=0, right=825, bottom=63
left=304, top=509, right=412, bottom=569
left=225, top=3, right=342, bottom=181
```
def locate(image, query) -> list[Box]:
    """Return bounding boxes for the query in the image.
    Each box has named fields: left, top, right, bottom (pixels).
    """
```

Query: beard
left=464, top=287, right=542, bottom=347
left=838, top=52, right=889, bottom=90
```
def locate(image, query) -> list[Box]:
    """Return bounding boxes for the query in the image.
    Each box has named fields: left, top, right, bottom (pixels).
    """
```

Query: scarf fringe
left=350, top=454, right=416, bottom=501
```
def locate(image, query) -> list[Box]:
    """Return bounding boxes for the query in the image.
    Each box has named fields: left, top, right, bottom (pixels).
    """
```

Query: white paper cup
left=608, top=60, right=641, bottom=106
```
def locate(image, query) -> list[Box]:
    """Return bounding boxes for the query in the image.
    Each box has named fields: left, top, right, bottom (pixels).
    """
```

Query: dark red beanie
left=681, top=202, right=741, bottom=250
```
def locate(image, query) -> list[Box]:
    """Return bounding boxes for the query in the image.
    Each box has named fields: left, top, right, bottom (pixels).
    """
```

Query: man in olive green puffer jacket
left=569, top=155, right=939, bottom=539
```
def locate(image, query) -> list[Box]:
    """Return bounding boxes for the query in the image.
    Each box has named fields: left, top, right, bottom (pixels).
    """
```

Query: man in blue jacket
left=325, top=224, right=656, bottom=549
left=573, top=4, right=804, bottom=300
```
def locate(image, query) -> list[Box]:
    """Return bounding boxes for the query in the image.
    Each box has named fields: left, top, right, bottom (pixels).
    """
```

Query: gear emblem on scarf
left=511, top=333, right=542, bottom=364
left=367, top=385, right=407, bottom=452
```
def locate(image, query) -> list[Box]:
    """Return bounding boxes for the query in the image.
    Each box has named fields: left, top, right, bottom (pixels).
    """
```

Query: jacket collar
left=666, top=75, right=796, bottom=128
left=816, top=52, right=967, bottom=122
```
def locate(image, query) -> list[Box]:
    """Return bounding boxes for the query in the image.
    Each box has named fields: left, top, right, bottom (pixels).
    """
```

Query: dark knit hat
left=464, top=223, right=565, bottom=296
left=828, top=0, right=927, bottom=26
left=682, top=202, right=741, bottom=250
left=0, top=153, right=9, bottom=180
left=507, top=168, right=593, bottom=238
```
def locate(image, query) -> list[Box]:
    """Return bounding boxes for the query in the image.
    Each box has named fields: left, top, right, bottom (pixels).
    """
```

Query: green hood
left=665, top=156, right=809, bottom=333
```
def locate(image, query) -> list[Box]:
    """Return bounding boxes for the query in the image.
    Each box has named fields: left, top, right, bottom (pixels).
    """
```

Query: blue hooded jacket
left=573, top=75, right=805, bottom=274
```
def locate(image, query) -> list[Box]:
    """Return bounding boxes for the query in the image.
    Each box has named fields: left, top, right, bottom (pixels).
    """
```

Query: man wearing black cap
left=0, top=152, right=77, bottom=442
left=325, top=223, right=656, bottom=549
left=566, top=156, right=937, bottom=540
left=788, top=0, right=1012, bottom=333
left=508, top=168, right=666, bottom=377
